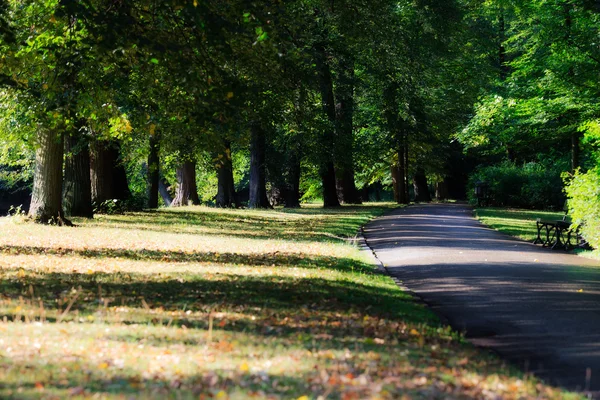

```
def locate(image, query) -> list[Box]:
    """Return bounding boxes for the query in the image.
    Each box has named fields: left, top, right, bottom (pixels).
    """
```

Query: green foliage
left=93, top=196, right=145, bottom=215
left=469, top=160, right=567, bottom=209
left=565, top=168, right=600, bottom=249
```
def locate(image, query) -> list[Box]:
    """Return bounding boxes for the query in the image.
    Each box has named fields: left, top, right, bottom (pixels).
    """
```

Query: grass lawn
left=474, top=207, right=599, bottom=259
left=474, top=208, right=565, bottom=242
left=0, top=204, right=582, bottom=399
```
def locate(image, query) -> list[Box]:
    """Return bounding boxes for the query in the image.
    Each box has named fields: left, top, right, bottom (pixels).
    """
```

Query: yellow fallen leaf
left=410, top=329, right=420, bottom=336
left=216, top=390, right=227, bottom=398
left=98, top=362, right=109, bottom=369
left=297, top=396, right=310, bottom=400
left=239, top=362, right=249, bottom=372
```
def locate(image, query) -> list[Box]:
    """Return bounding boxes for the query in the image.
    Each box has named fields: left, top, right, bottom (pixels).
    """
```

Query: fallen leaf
left=239, top=362, right=249, bottom=372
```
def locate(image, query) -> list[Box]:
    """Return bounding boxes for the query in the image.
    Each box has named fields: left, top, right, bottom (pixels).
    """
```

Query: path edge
left=356, top=207, right=451, bottom=326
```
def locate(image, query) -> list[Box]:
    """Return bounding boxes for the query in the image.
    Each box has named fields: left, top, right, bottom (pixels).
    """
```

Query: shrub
left=565, top=168, right=600, bottom=249
left=468, top=161, right=567, bottom=209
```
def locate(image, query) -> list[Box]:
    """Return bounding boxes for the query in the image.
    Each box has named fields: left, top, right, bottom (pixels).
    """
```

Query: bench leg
left=564, top=230, right=573, bottom=251
left=543, top=225, right=555, bottom=247
left=551, top=226, right=565, bottom=250
left=533, top=222, right=544, bottom=245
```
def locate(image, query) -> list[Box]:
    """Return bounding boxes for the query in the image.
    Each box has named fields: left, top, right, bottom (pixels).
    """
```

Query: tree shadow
left=80, top=206, right=391, bottom=243
left=0, top=244, right=376, bottom=275
left=0, top=270, right=434, bottom=329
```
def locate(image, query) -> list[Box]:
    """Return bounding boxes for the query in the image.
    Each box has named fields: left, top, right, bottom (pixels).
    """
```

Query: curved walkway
left=364, top=203, right=600, bottom=393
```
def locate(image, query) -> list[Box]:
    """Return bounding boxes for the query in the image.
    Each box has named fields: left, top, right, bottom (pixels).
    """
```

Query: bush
left=468, top=161, right=567, bottom=209
left=93, top=196, right=145, bottom=215
left=565, top=168, right=600, bottom=249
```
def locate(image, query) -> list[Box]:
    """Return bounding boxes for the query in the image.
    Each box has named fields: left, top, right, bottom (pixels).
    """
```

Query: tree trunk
left=147, top=133, right=160, bottom=209
left=158, top=177, right=173, bottom=207
left=90, top=140, right=131, bottom=203
left=29, top=129, right=71, bottom=225
left=398, top=147, right=408, bottom=204
left=215, top=140, right=237, bottom=208
left=63, top=131, right=93, bottom=218
left=392, top=164, right=400, bottom=203
left=171, top=160, right=200, bottom=207
left=413, top=167, right=431, bottom=202
left=384, top=83, right=409, bottom=205
left=248, top=124, right=271, bottom=209
left=334, top=56, right=361, bottom=204
left=436, top=180, right=449, bottom=200
left=316, top=43, right=341, bottom=208
left=284, top=156, right=301, bottom=208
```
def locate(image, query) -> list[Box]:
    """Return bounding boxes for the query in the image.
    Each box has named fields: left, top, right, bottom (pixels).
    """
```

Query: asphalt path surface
left=363, top=203, right=600, bottom=394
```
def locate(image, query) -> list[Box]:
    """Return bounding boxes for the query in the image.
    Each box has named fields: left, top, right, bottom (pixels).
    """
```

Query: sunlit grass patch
left=474, top=208, right=565, bottom=242
left=474, top=207, right=600, bottom=260
left=0, top=204, right=583, bottom=399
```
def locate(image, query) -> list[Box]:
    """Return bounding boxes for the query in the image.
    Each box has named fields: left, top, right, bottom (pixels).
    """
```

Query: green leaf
left=150, top=58, right=159, bottom=65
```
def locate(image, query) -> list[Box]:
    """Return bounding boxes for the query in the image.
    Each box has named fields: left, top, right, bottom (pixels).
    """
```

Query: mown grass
left=474, top=208, right=565, bottom=242
left=475, top=207, right=599, bottom=258
left=0, top=204, right=582, bottom=399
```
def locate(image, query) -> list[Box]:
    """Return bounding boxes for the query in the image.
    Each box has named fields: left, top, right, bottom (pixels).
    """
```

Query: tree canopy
left=0, top=0, right=597, bottom=246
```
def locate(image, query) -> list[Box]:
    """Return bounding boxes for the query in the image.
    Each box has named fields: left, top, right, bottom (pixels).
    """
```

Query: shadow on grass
left=0, top=271, right=436, bottom=330
left=0, top=354, right=508, bottom=400
left=0, top=244, right=376, bottom=275
left=0, top=368, right=333, bottom=400
left=83, top=206, right=394, bottom=243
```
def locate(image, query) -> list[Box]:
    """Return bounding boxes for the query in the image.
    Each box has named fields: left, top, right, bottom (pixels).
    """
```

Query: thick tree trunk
left=413, top=167, right=431, bottom=202
left=248, top=124, right=271, bottom=209
left=158, top=177, right=173, bottom=207
left=336, top=169, right=361, bottom=205
left=29, top=129, right=71, bottom=225
left=215, top=140, right=237, bottom=208
left=171, top=160, right=200, bottom=207
left=398, top=147, right=408, bottom=204
left=334, top=56, right=361, bottom=204
left=321, top=161, right=339, bottom=207
left=63, top=131, right=93, bottom=218
left=147, top=133, right=160, bottom=209
left=392, top=165, right=400, bottom=203
left=90, top=140, right=131, bottom=203
left=316, top=43, right=341, bottom=208
left=436, top=180, right=449, bottom=200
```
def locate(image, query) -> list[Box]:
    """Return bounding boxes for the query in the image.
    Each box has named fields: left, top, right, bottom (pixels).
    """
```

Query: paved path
left=363, top=203, right=600, bottom=394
